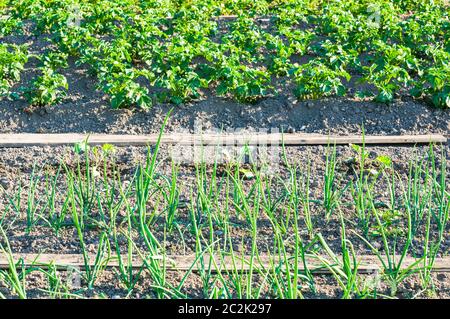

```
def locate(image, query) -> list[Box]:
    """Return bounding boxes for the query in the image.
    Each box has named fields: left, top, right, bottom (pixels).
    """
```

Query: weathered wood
left=165, top=15, right=272, bottom=21
left=0, top=133, right=446, bottom=147
left=1, top=254, right=449, bottom=273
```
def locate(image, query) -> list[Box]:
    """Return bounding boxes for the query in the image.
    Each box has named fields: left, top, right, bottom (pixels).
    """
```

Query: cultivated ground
left=0, top=142, right=449, bottom=299
left=0, top=0, right=449, bottom=300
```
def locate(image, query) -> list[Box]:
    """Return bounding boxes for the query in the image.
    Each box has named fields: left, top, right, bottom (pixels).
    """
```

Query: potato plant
left=25, top=67, right=68, bottom=107
left=0, top=44, right=28, bottom=97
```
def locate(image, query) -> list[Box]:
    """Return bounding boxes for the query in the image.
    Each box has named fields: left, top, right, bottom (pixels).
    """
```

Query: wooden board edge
left=0, top=133, right=446, bottom=147
left=1, top=254, right=449, bottom=273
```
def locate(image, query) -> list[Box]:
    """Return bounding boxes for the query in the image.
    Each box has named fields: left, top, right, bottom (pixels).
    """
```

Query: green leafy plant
left=293, top=60, right=350, bottom=100
left=423, top=63, right=450, bottom=108
left=0, top=43, right=28, bottom=96
left=26, top=67, right=68, bottom=106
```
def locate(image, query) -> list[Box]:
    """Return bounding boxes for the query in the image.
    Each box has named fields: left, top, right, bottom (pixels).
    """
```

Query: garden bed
left=0, top=0, right=449, bottom=300
left=0, top=142, right=448, bottom=299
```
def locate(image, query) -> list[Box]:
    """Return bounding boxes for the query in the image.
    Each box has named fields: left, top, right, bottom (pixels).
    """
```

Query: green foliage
left=0, top=44, right=28, bottom=96
left=103, top=75, right=152, bottom=109
left=40, top=51, right=69, bottom=70
left=216, top=61, right=270, bottom=103
left=423, top=64, right=450, bottom=108
left=293, top=60, right=350, bottom=100
left=362, top=42, right=421, bottom=103
left=25, top=67, right=68, bottom=106
left=0, top=15, right=23, bottom=37
left=1, top=0, right=450, bottom=108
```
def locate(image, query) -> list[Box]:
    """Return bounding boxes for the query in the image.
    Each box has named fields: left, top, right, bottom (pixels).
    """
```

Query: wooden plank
left=1, top=254, right=449, bottom=273
left=164, top=15, right=272, bottom=21
left=0, top=133, right=446, bottom=147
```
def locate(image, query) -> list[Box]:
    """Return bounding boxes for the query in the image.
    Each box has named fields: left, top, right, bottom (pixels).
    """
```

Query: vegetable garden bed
left=0, top=132, right=448, bottom=299
left=0, top=0, right=449, bottom=301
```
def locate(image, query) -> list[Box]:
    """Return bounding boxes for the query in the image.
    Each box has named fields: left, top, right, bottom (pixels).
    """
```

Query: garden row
left=0, top=0, right=449, bottom=110
left=0, top=128, right=448, bottom=298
